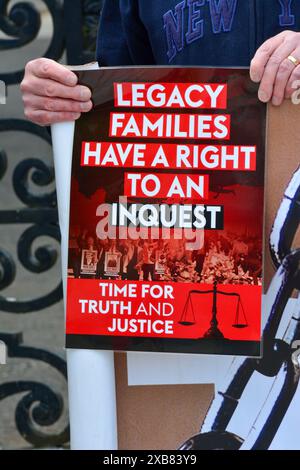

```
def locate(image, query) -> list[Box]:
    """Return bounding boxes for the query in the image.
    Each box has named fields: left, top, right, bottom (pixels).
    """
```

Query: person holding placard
left=21, top=1, right=300, bottom=124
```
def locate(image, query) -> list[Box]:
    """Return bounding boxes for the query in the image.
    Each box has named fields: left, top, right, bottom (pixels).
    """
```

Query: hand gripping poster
left=65, top=67, right=266, bottom=356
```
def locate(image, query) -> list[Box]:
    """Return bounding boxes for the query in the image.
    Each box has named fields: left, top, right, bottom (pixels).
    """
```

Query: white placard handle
left=51, top=121, right=118, bottom=450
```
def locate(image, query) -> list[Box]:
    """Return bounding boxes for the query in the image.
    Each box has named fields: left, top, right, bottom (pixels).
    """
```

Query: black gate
left=0, top=0, right=102, bottom=448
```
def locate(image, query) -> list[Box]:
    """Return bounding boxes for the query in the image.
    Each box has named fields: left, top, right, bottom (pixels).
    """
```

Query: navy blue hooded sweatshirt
left=97, top=0, right=300, bottom=67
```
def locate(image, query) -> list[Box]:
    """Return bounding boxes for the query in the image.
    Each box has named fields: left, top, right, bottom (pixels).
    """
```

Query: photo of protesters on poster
left=80, top=249, right=98, bottom=276
left=104, top=252, right=121, bottom=277
left=155, top=251, right=167, bottom=276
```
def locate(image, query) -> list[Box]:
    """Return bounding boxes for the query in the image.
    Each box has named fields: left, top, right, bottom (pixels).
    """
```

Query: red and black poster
left=66, top=67, right=266, bottom=356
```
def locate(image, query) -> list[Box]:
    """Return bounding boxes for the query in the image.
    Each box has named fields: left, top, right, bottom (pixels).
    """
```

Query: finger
left=23, top=94, right=93, bottom=113
left=286, top=64, right=300, bottom=98
left=271, top=50, right=300, bottom=105
left=27, top=58, right=78, bottom=86
left=24, top=109, right=81, bottom=126
left=250, top=32, right=287, bottom=83
left=257, top=40, right=298, bottom=102
left=22, top=76, right=92, bottom=101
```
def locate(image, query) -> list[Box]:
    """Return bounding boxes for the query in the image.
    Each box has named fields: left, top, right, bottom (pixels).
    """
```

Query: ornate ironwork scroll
left=0, top=0, right=102, bottom=448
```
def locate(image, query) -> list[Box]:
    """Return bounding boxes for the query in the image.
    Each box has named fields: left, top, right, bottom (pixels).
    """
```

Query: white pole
left=51, top=121, right=118, bottom=450
left=67, top=349, right=117, bottom=450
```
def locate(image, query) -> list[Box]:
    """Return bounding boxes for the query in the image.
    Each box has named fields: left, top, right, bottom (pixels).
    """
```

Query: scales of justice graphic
left=179, top=281, right=249, bottom=339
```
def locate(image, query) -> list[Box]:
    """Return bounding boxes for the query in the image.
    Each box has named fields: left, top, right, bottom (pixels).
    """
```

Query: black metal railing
left=0, top=0, right=102, bottom=448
